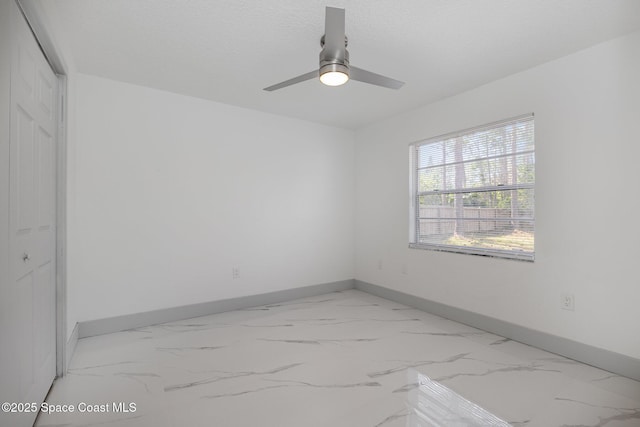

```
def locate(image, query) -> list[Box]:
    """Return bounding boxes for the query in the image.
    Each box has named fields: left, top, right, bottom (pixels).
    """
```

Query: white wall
left=70, top=74, right=355, bottom=333
left=355, top=31, right=640, bottom=359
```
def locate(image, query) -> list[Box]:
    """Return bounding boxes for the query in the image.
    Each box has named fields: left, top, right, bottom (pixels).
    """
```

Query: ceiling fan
left=264, top=7, right=404, bottom=91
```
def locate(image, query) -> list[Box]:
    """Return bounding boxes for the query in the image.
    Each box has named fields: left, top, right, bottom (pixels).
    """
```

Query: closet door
left=0, top=2, right=58, bottom=426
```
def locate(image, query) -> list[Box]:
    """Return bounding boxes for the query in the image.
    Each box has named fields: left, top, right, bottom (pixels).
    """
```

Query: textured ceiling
left=36, top=0, right=640, bottom=129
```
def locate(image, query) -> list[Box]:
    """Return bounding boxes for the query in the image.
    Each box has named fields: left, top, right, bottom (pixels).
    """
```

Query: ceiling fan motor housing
left=320, top=36, right=349, bottom=77
left=320, top=54, right=349, bottom=77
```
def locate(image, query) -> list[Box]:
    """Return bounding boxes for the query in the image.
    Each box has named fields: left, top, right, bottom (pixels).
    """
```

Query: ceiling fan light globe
left=319, top=62, right=350, bottom=86
left=320, top=70, right=349, bottom=86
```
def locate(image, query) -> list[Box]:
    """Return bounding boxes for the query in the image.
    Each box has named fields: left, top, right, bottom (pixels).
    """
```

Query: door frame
left=54, top=75, right=67, bottom=377
left=15, top=0, right=69, bottom=377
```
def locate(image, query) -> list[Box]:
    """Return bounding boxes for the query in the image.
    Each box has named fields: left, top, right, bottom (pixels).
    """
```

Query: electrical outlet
left=232, top=267, right=240, bottom=279
left=561, top=293, right=574, bottom=311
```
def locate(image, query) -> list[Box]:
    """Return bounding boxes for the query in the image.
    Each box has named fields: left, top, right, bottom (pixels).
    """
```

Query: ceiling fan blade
left=263, top=70, right=318, bottom=91
left=323, top=7, right=346, bottom=58
left=350, top=66, right=405, bottom=90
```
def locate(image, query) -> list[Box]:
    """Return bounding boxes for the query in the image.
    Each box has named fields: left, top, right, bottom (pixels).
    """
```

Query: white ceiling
left=37, top=0, right=640, bottom=129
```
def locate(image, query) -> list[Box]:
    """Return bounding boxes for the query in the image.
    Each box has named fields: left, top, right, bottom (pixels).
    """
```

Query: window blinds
left=410, top=114, right=535, bottom=261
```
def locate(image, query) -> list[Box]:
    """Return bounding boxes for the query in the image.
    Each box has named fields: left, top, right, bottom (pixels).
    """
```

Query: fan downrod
left=320, top=34, right=348, bottom=48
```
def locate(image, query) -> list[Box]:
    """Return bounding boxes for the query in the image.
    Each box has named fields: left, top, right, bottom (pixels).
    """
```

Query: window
left=409, top=114, right=535, bottom=261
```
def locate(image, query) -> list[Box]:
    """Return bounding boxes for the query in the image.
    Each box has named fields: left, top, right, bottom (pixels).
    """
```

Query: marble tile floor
left=36, top=289, right=640, bottom=427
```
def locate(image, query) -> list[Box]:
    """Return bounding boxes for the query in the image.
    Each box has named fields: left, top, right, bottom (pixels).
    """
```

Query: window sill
left=409, top=243, right=534, bottom=262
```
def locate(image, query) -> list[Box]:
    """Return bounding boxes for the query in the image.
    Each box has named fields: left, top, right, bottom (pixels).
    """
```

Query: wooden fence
left=418, top=206, right=513, bottom=235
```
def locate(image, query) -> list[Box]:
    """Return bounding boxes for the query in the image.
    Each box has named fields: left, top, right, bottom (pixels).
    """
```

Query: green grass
left=444, top=230, right=534, bottom=252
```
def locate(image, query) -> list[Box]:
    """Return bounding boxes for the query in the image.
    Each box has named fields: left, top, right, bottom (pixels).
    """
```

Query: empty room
left=1, top=0, right=639, bottom=426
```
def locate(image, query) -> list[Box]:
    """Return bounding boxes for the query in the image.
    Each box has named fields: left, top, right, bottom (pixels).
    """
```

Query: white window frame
left=409, top=114, right=535, bottom=261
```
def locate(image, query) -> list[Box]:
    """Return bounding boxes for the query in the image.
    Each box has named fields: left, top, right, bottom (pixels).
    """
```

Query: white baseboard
left=355, top=280, right=640, bottom=382
left=78, top=280, right=355, bottom=338
left=73, top=277, right=639, bottom=382
left=64, top=322, right=79, bottom=374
